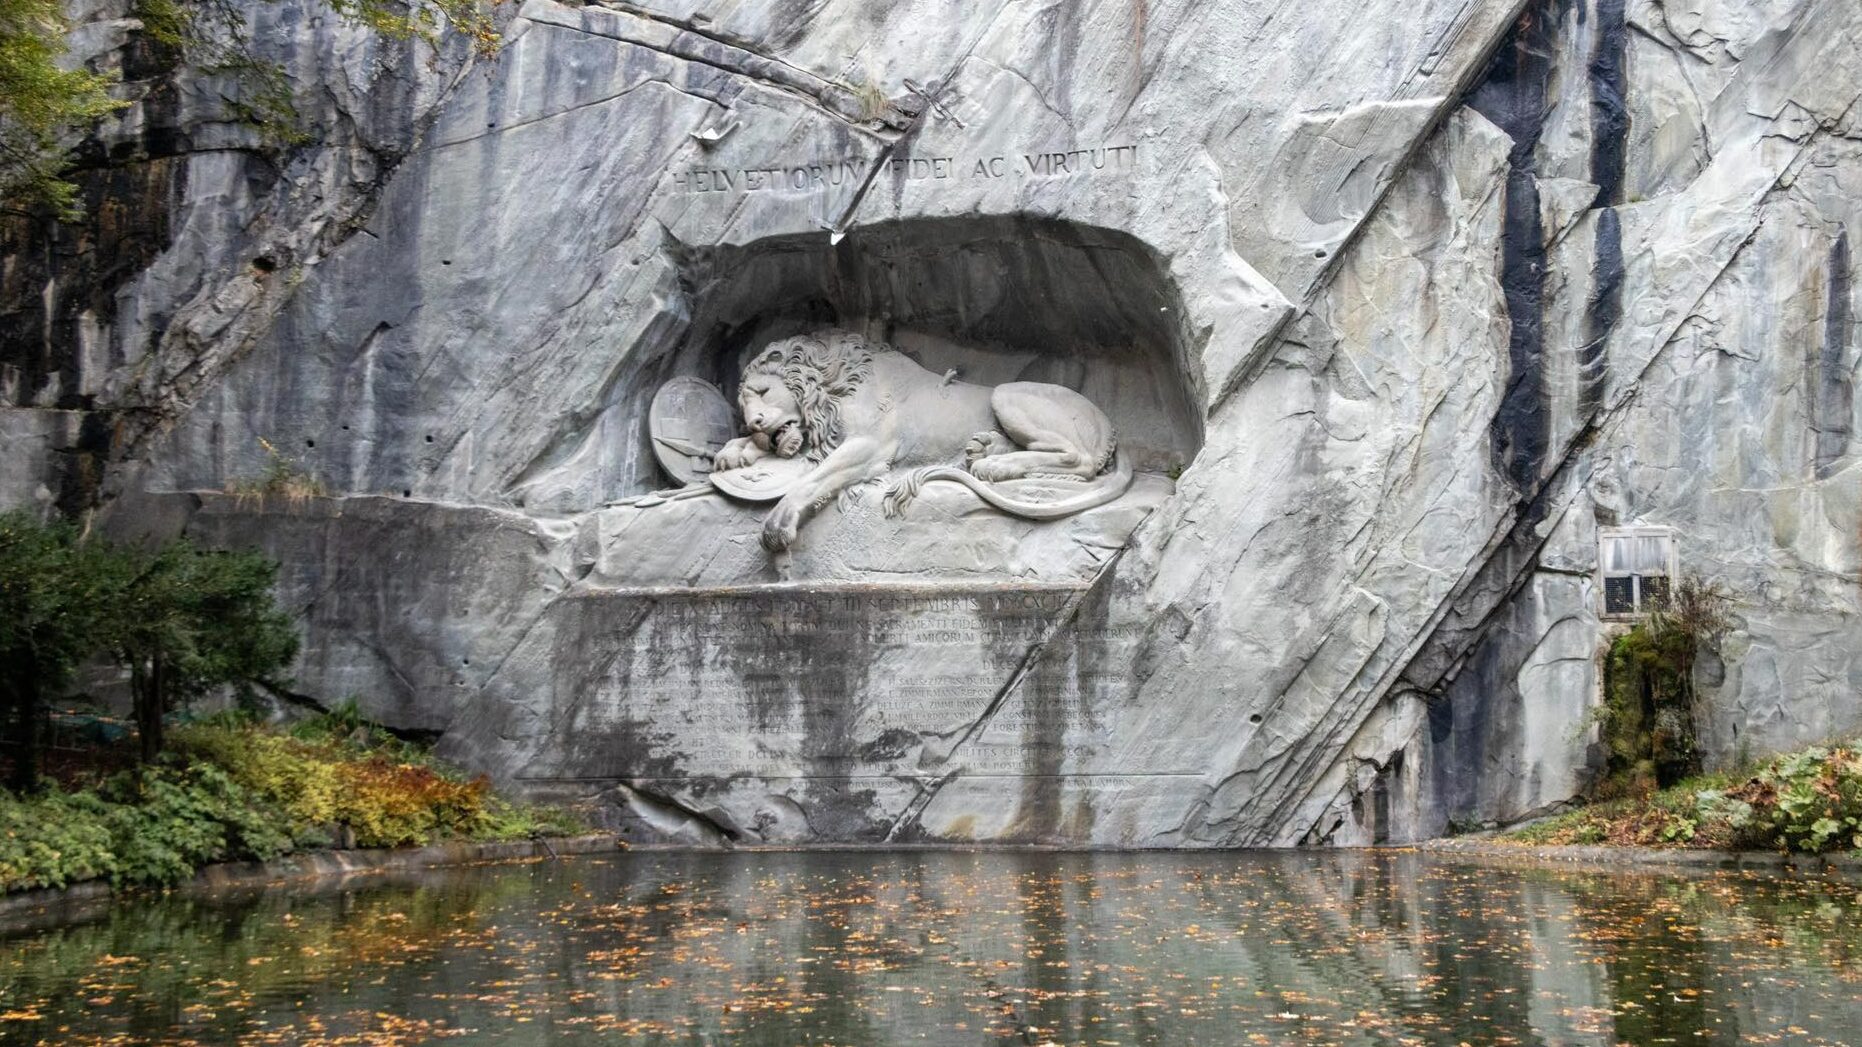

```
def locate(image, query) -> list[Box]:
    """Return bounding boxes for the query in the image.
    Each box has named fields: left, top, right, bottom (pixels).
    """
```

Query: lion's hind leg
left=972, top=382, right=1111, bottom=482
left=964, top=431, right=1014, bottom=463
left=968, top=449, right=1091, bottom=482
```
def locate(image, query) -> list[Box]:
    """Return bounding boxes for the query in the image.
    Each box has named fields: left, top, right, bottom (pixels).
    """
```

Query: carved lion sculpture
left=711, top=330, right=1132, bottom=552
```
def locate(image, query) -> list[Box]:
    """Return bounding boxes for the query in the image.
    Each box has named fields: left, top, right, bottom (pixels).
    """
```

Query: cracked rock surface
left=2, top=0, right=1858, bottom=846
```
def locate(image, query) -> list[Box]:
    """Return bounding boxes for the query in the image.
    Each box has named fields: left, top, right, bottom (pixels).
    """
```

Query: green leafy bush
left=477, top=796, right=588, bottom=842
left=1593, top=577, right=1732, bottom=794
left=0, top=789, right=116, bottom=890
left=175, top=723, right=344, bottom=829
left=1, top=721, right=586, bottom=894
left=0, top=761, right=288, bottom=890
left=1735, top=746, right=1862, bottom=854
left=175, top=722, right=500, bottom=848
left=1506, top=741, right=1862, bottom=855
left=94, top=762, right=295, bottom=885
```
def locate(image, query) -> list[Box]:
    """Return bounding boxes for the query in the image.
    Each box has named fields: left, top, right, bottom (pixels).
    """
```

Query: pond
left=2, top=850, right=1860, bottom=1045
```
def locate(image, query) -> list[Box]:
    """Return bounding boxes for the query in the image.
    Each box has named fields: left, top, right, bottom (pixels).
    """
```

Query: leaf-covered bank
left=1504, top=741, right=1862, bottom=854
left=0, top=716, right=583, bottom=893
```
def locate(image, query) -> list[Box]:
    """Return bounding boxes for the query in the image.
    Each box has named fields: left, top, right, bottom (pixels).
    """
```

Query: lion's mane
left=744, top=332, right=875, bottom=461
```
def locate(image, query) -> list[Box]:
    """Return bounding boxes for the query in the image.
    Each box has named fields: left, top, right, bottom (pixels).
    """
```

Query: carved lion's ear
left=747, top=347, right=783, bottom=373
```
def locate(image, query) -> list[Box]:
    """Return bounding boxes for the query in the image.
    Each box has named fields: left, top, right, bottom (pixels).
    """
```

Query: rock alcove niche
left=578, top=216, right=1204, bottom=588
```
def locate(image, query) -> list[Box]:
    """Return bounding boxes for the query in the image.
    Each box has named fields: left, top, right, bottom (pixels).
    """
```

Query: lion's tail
left=881, top=451, right=1134, bottom=521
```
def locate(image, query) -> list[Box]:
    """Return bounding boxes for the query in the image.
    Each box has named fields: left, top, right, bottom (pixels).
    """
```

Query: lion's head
left=737, top=331, right=874, bottom=461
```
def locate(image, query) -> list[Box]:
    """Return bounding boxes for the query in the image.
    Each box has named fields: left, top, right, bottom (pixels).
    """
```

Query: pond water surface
left=2, top=850, right=1861, bottom=1045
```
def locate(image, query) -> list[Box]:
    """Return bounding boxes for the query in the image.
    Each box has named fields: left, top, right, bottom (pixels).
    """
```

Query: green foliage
left=176, top=719, right=583, bottom=849
left=171, top=722, right=344, bottom=832
left=295, top=694, right=366, bottom=738
left=324, top=0, right=499, bottom=57
left=0, top=512, right=128, bottom=787
left=1504, top=741, right=1862, bottom=855
left=114, top=537, right=300, bottom=760
left=1594, top=575, right=1731, bottom=794
left=1, top=720, right=586, bottom=893
left=0, top=513, right=122, bottom=696
left=1692, top=787, right=1754, bottom=832
left=1737, top=745, right=1862, bottom=854
left=185, top=720, right=493, bottom=848
left=133, top=0, right=310, bottom=147
left=0, top=787, right=115, bottom=889
left=0, top=512, right=298, bottom=777
left=476, top=794, right=586, bottom=841
left=0, top=759, right=289, bottom=890
left=0, top=0, right=127, bottom=215
left=3, top=0, right=499, bottom=218
left=95, top=760, right=294, bottom=885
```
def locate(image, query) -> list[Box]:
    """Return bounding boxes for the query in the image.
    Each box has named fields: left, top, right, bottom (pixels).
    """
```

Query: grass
left=1503, top=739, right=1862, bottom=855
left=225, top=437, right=325, bottom=510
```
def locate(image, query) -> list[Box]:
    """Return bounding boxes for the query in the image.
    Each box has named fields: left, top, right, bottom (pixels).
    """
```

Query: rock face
left=3, top=0, right=1858, bottom=845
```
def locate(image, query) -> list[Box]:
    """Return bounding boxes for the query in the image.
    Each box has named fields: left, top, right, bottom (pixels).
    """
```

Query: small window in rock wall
left=1599, top=526, right=1676, bottom=617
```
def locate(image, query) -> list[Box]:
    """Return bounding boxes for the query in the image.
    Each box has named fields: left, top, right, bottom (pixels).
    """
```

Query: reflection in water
left=1, top=850, right=1860, bottom=1045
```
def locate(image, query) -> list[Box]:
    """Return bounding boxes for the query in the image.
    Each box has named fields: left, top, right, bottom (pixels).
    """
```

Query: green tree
left=0, top=514, right=299, bottom=781
left=114, top=540, right=298, bottom=762
left=0, top=0, right=126, bottom=216
left=0, top=512, right=124, bottom=788
left=2, top=0, right=498, bottom=215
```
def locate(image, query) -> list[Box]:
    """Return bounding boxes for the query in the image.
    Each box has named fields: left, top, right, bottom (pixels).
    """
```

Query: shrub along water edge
left=0, top=714, right=584, bottom=893
left=1506, top=740, right=1862, bottom=855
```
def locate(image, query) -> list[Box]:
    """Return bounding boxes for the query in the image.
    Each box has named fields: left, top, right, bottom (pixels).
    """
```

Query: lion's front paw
left=713, top=438, right=762, bottom=472
left=761, top=501, right=802, bottom=552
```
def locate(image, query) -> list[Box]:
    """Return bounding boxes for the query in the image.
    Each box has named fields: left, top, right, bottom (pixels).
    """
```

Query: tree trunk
left=132, top=655, right=166, bottom=764
left=4, top=651, right=43, bottom=791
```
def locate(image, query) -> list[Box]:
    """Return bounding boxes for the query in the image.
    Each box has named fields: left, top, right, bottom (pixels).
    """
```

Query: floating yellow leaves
left=3, top=852, right=1862, bottom=1044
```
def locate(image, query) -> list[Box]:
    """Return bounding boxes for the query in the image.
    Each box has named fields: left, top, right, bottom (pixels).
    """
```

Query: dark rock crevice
left=1813, top=227, right=1853, bottom=478
left=1468, top=1, right=1566, bottom=493
left=1581, top=0, right=1629, bottom=415
left=1580, top=206, right=1624, bottom=415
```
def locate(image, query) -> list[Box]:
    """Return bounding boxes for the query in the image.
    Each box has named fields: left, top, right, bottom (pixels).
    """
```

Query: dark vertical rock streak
left=1468, top=2, right=1565, bottom=493
left=1814, top=228, right=1854, bottom=478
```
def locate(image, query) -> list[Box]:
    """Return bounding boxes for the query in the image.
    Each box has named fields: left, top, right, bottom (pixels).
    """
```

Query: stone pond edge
left=1423, top=837, right=1862, bottom=878
left=8, top=834, right=1860, bottom=930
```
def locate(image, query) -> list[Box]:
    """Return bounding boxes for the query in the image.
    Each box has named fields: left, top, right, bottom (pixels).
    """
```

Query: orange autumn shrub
left=333, top=757, right=491, bottom=848
left=174, top=723, right=496, bottom=849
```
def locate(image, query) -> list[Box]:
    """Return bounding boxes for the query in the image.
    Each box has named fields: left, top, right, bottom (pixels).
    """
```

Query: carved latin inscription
left=668, top=144, right=1139, bottom=195
left=566, top=587, right=1138, bottom=779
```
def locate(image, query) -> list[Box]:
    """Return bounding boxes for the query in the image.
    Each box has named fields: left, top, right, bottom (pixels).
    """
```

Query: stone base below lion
left=435, top=574, right=1191, bottom=847
left=582, top=472, right=1176, bottom=587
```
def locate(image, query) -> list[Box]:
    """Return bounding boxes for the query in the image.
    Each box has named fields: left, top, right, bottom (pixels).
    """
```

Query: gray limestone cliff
left=3, top=0, right=1858, bottom=846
